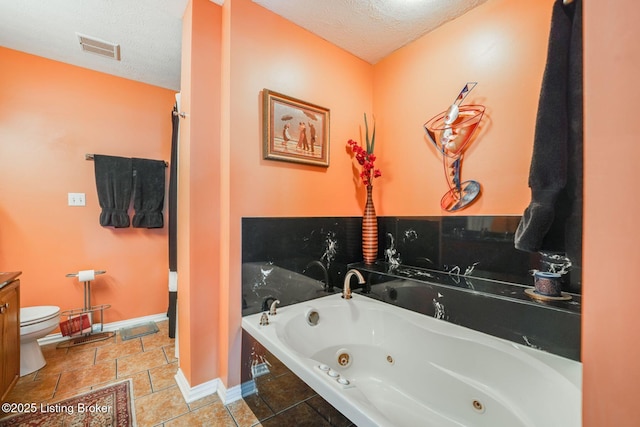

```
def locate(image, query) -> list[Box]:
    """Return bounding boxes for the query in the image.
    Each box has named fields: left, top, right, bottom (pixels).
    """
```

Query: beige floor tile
left=51, top=384, right=92, bottom=401
left=233, top=393, right=273, bottom=423
left=15, top=370, right=37, bottom=384
left=40, top=342, right=67, bottom=359
left=164, top=400, right=236, bottom=427
left=154, top=322, right=171, bottom=340
left=56, top=359, right=117, bottom=395
left=134, top=385, right=189, bottom=427
left=226, top=398, right=262, bottom=427
left=95, top=337, right=143, bottom=362
left=149, top=361, right=179, bottom=392
left=141, top=330, right=175, bottom=352
left=117, top=347, right=167, bottom=378
left=2, top=372, right=60, bottom=405
left=163, top=344, right=178, bottom=363
left=36, top=346, right=97, bottom=376
left=187, top=393, right=220, bottom=411
left=129, top=370, right=154, bottom=398
left=101, top=369, right=152, bottom=399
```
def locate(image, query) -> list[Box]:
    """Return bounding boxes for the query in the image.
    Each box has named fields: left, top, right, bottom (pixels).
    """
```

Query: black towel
left=94, top=155, right=133, bottom=228
left=132, top=158, right=166, bottom=228
left=515, top=0, right=583, bottom=267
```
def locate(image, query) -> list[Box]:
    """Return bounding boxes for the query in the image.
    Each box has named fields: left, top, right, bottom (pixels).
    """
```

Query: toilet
left=20, top=306, right=60, bottom=376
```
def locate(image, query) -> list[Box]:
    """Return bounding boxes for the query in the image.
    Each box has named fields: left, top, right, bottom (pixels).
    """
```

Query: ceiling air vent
left=77, top=33, right=121, bottom=61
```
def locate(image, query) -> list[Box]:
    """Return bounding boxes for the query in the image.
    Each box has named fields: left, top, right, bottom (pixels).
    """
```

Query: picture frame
left=262, top=89, right=330, bottom=167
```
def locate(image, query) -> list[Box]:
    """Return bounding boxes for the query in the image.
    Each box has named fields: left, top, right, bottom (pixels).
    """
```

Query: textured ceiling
left=253, top=0, right=488, bottom=64
left=0, top=0, right=487, bottom=91
left=0, top=0, right=189, bottom=90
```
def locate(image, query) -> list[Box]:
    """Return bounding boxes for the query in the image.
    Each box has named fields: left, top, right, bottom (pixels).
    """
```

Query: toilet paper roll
left=78, top=269, right=95, bottom=282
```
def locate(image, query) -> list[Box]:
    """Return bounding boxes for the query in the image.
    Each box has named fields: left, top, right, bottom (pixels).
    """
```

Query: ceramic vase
left=362, top=185, right=378, bottom=264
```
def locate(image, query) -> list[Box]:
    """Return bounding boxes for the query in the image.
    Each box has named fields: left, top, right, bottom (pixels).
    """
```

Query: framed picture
left=262, top=89, right=330, bottom=167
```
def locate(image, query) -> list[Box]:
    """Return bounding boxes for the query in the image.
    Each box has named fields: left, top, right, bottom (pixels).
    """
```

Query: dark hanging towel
left=167, top=105, right=179, bottom=338
left=168, top=106, right=179, bottom=272
left=94, top=155, right=133, bottom=228
left=132, top=158, right=166, bottom=228
left=515, top=0, right=583, bottom=271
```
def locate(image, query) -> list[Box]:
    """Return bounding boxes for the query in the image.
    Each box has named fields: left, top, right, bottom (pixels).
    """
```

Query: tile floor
left=1, top=320, right=354, bottom=427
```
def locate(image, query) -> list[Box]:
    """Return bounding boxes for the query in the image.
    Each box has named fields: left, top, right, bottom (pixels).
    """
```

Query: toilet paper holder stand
left=58, top=269, right=115, bottom=348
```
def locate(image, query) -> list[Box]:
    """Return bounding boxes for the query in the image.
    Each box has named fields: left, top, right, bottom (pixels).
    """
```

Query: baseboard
left=37, top=312, right=168, bottom=346
left=175, top=368, right=219, bottom=403
left=174, top=368, right=242, bottom=405
left=218, top=383, right=243, bottom=404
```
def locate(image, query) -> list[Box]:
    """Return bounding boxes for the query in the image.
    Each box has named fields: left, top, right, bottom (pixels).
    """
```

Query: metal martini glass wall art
left=424, top=83, right=485, bottom=212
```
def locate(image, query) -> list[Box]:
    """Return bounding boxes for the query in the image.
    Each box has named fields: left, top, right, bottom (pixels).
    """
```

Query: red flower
left=347, top=114, right=381, bottom=186
left=346, top=130, right=381, bottom=186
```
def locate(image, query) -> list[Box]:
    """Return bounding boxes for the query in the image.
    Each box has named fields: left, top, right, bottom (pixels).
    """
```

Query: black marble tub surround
left=242, top=217, right=363, bottom=304
left=353, top=262, right=580, bottom=361
left=353, top=261, right=581, bottom=313
left=242, top=216, right=581, bottom=292
left=242, top=216, right=581, bottom=360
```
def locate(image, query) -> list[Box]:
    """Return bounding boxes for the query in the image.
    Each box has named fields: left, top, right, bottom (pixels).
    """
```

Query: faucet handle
left=269, top=299, right=281, bottom=315
left=259, top=312, right=269, bottom=326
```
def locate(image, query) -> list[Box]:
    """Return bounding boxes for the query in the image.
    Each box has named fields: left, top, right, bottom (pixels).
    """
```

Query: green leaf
left=364, top=113, right=370, bottom=153
left=370, top=117, right=376, bottom=154
left=364, top=113, right=376, bottom=154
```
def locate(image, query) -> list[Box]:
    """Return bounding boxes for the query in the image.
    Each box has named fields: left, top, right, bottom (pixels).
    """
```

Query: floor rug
left=120, top=321, right=159, bottom=341
left=0, top=379, right=135, bottom=427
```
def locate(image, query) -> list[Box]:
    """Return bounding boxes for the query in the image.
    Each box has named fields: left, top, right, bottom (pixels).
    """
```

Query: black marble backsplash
left=242, top=216, right=581, bottom=360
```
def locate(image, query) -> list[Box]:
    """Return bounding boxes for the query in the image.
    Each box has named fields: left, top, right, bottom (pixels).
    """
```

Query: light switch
left=68, top=192, right=86, bottom=206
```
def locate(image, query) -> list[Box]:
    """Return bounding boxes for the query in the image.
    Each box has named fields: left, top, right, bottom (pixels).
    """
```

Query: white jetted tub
left=242, top=293, right=581, bottom=427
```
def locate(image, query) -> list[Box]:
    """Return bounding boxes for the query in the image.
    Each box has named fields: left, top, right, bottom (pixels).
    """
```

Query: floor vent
left=120, top=321, right=159, bottom=341
left=77, top=33, right=121, bottom=60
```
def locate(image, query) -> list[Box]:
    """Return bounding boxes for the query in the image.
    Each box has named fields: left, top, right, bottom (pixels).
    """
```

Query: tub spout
left=304, top=260, right=331, bottom=291
left=262, top=297, right=277, bottom=312
left=269, top=299, right=280, bottom=315
left=343, top=269, right=365, bottom=300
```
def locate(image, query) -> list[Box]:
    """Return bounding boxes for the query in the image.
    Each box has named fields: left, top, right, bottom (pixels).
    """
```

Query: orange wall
left=583, top=0, right=640, bottom=425
left=228, top=0, right=374, bottom=219
left=225, top=0, right=374, bottom=387
left=0, top=47, right=175, bottom=323
left=374, top=0, right=553, bottom=215
left=177, top=0, right=223, bottom=386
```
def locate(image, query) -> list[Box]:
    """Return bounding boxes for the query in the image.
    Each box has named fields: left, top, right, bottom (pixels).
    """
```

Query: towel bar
left=85, top=154, right=169, bottom=167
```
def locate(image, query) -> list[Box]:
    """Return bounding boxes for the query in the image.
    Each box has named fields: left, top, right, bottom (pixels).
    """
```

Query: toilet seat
left=21, top=306, right=61, bottom=327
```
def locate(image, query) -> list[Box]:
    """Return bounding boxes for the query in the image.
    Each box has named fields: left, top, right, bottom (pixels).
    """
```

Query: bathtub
left=242, top=293, right=581, bottom=427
